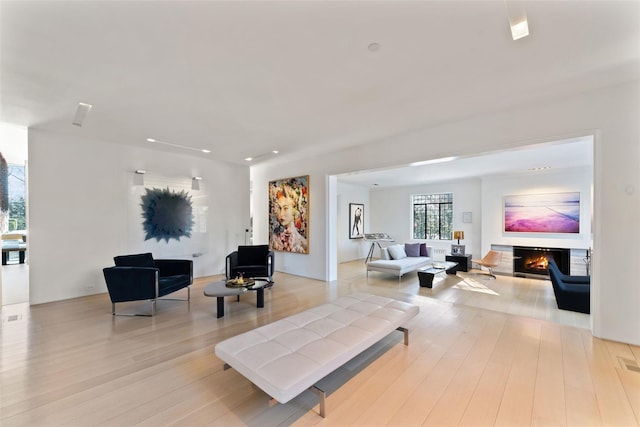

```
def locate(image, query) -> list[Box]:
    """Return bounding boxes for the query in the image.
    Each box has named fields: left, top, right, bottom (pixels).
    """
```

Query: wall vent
left=3, top=314, right=22, bottom=323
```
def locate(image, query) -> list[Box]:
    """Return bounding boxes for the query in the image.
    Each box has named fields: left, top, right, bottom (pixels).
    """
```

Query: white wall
left=251, top=80, right=640, bottom=345
left=0, top=123, right=28, bottom=164
left=337, top=182, right=370, bottom=262
left=481, top=167, right=592, bottom=254
left=28, top=129, right=249, bottom=304
left=369, top=178, right=481, bottom=260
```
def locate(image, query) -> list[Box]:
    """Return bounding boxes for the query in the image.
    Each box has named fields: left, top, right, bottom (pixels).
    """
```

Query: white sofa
left=215, top=293, right=419, bottom=418
left=366, top=243, right=433, bottom=280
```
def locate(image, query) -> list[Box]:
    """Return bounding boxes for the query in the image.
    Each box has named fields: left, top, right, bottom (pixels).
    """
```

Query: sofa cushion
left=420, top=243, right=427, bottom=257
left=388, top=245, right=407, bottom=260
left=405, top=243, right=420, bottom=257
left=367, top=257, right=431, bottom=274
left=114, top=253, right=155, bottom=268
left=380, top=247, right=391, bottom=260
left=158, top=274, right=191, bottom=297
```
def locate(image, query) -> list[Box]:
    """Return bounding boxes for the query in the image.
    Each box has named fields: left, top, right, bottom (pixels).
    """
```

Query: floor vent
left=618, top=357, right=640, bottom=373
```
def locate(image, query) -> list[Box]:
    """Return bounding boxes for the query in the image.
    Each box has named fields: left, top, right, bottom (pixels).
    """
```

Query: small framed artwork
left=463, top=212, right=472, bottom=223
left=349, top=203, right=364, bottom=239
left=451, top=244, right=466, bottom=255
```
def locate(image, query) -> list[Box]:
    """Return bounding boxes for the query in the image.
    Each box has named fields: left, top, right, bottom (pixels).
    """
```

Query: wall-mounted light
left=134, top=169, right=146, bottom=186
left=192, top=176, right=202, bottom=190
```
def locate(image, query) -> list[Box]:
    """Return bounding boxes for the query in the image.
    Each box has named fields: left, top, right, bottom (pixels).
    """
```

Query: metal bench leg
left=310, top=385, right=326, bottom=418
left=397, top=326, right=409, bottom=345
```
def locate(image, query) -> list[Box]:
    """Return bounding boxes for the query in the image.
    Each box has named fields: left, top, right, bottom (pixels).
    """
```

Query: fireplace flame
left=525, top=256, right=549, bottom=271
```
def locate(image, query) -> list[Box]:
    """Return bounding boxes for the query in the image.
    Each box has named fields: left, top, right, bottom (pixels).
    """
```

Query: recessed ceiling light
left=72, top=102, right=92, bottom=127
left=368, top=43, right=381, bottom=52
left=243, top=150, right=279, bottom=162
left=511, top=20, right=529, bottom=40
left=146, top=138, right=210, bottom=154
left=410, top=156, right=457, bottom=167
left=505, top=1, right=530, bottom=40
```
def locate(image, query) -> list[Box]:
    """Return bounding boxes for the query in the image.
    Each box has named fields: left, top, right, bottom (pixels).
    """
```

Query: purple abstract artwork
left=504, top=192, right=580, bottom=233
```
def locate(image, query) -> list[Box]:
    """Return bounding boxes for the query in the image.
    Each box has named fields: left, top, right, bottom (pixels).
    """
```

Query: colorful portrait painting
left=504, top=192, right=580, bottom=233
left=269, top=175, right=309, bottom=254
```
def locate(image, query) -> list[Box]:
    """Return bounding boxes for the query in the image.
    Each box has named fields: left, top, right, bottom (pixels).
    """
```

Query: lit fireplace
left=525, top=255, right=549, bottom=271
left=513, top=246, right=570, bottom=277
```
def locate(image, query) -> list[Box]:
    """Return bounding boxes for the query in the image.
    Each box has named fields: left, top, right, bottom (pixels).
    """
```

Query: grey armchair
left=103, top=253, right=192, bottom=316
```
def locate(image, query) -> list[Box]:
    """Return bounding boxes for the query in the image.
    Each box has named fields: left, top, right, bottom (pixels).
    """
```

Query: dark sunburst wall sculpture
left=140, top=187, right=194, bottom=242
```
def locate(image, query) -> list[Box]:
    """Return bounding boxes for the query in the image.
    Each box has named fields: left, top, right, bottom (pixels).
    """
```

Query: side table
left=417, top=261, right=458, bottom=288
left=445, top=254, right=472, bottom=272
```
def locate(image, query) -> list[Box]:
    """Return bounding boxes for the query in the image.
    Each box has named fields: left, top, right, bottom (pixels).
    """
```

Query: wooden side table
left=445, top=254, right=472, bottom=272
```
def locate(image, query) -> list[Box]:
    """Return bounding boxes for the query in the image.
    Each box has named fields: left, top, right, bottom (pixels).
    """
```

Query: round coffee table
left=203, top=279, right=268, bottom=318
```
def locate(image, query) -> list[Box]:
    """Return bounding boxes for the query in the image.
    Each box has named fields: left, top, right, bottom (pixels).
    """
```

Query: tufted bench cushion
left=215, top=293, right=419, bottom=414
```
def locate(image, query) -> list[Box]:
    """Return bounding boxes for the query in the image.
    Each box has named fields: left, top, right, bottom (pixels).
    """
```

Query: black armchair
left=103, top=253, right=192, bottom=316
left=226, top=245, right=274, bottom=283
left=548, top=259, right=590, bottom=314
left=548, top=258, right=590, bottom=284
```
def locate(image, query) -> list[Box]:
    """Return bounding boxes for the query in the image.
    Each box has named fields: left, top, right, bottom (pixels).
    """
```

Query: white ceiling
left=1, top=1, right=638, bottom=168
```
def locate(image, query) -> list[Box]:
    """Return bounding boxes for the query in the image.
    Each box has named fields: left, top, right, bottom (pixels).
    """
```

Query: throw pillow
left=419, top=243, right=428, bottom=257
left=380, top=247, right=391, bottom=260
left=388, top=244, right=407, bottom=260
left=405, top=243, right=421, bottom=257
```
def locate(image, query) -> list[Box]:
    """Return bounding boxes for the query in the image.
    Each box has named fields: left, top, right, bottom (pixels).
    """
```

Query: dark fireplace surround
left=513, top=246, right=570, bottom=277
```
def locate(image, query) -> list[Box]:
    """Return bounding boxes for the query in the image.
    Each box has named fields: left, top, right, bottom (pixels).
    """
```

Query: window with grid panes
left=412, top=193, right=453, bottom=240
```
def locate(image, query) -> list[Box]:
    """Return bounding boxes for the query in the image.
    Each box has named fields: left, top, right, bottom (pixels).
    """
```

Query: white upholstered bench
left=214, top=292, right=419, bottom=417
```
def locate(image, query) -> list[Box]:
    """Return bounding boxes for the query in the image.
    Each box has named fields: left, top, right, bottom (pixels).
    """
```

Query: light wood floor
left=1, top=262, right=639, bottom=426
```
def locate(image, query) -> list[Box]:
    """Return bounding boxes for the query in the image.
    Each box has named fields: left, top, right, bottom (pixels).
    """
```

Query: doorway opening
left=1, top=123, right=29, bottom=307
